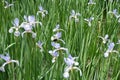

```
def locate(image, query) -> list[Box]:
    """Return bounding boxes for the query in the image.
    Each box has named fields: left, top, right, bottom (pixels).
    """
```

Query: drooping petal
left=63, top=72, right=69, bottom=78
left=9, top=28, right=14, bottom=33
left=14, top=30, right=20, bottom=37
left=23, top=24, right=32, bottom=31
left=0, top=66, right=5, bottom=72
left=104, top=52, right=109, bottom=57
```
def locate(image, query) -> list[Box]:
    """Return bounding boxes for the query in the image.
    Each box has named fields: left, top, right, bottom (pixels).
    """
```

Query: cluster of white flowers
left=49, top=24, right=68, bottom=63
left=49, top=24, right=82, bottom=78
left=98, top=34, right=119, bottom=57
left=9, top=15, right=42, bottom=38
left=6, top=0, right=120, bottom=79
left=8, top=6, right=48, bottom=38
left=63, top=54, right=82, bottom=78
left=6, top=5, right=48, bottom=72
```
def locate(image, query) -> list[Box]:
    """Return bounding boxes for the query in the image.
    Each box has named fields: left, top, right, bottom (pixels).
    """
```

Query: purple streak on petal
left=53, top=51, right=59, bottom=57
left=37, top=41, right=43, bottom=48
left=55, top=24, right=60, bottom=29
left=105, top=34, right=108, bottom=39
left=39, top=6, right=43, bottom=11
left=51, top=42, right=60, bottom=49
left=28, top=15, right=35, bottom=23
left=13, top=18, right=19, bottom=26
left=55, top=32, right=61, bottom=39
left=108, top=42, right=115, bottom=51
left=0, top=53, right=10, bottom=62
left=113, top=9, right=117, bottom=15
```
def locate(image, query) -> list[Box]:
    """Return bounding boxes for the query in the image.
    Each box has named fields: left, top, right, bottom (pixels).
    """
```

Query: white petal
left=63, top=72, right=69, bottom=78
left=28, top=16, right=35, bottom=23
left=88, top=22, right=91, bottom=27
left=71, top=10, right=75, bottom=15
left=14, top=31, right=20, bottom=37
left=52, top=57, right=56, bottom=63
left=14, top=18, right=19, bottom=26
left=74, top=62, right=79, bottom=66
left=108, top=42, right=115, bottom=51
left=32, top=33, right=36, bottom=38
left=0, top=66, right=5, bottom=72
left=105, top=34, right=109, bottom=39
left=23, top=24, right=32, bottom=31
left=9, top=28, right=13, bottom=33
left=39, top=6, right=43, bottom=11
left=24, top=15, right=28, bottom=21
left=104, top=52, right=109, bottom=57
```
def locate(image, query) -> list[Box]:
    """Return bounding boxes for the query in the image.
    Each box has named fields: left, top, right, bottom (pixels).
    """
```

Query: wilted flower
left=3, top=1, right=14, bottom=8
left=63, top=54, right=82, bottom=78
left=21, top=15, right=42, bottom=38
left=88, top=0, right=96, bottom=5
left=0, top=53, right=19, bottom=72
left=108, top=9, right=120, bottom=19
left=98, top=34, right=109, bottom=44
left=37, top=6, right=48, bottom=18
left=9, top=18, right=21, bottom=37
left=69, top=10, right=81, bottom=22
left=53, top=24, right=64, bottom=32
left=36, top=41, right=43, bottom=52
left=104, top=42, right=119, bottom=57
left=51, top=32, right=65, bottom=44
left=84, top=17, right=94, bottom=27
